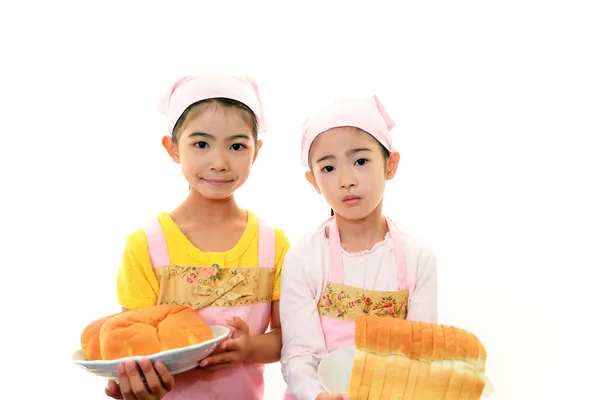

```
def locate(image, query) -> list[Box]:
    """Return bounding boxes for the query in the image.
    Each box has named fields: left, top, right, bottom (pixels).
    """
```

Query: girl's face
left=306, top=127, right=400, bottom=220
left=163, top=102, right=261, bottom=200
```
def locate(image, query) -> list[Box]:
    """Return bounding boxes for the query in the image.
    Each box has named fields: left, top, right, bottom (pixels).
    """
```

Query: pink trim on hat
left=299, top=94, right=396, bottom=168
left=157, top=75, right=268, bottom=135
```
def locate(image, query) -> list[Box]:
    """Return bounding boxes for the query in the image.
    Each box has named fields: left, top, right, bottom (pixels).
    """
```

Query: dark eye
left=195, top=141, right=208, bottom=149
left=231, top=143, right=246, bottom=151
left=355, top=158, right=368, bottom=166
left=322, top=165, right=334, bottom=173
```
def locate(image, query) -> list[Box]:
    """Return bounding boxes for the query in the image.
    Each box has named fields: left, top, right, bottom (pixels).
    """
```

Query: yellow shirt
left=116, top=211, right=290, bottom=310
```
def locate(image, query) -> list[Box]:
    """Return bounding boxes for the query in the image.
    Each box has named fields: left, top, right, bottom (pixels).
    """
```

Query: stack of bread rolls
left=348, top=316, right=487, bottom=399
left=81, top=304, right=214, bottom=361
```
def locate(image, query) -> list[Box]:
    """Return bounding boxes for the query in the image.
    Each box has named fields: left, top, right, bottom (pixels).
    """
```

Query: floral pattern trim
left=155, top=265, right=274, bottom=309
left=318, top=282, right=408, bottom=321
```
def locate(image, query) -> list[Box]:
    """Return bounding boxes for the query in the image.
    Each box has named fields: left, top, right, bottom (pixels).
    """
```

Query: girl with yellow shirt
left=105, top=75, right=290, bottom=400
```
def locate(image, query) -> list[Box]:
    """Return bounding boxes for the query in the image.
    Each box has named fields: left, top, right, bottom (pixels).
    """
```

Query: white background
left=1, top=1, right=599, bottom=399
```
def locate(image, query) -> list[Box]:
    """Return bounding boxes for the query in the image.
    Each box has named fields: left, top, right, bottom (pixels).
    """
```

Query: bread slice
left=386, top=316, right=412, bottom=399
left=368, top=317, right=391, bottom=399
left=430, top=321, right=450, bottom=398
left=469, top=336, right=487, bottom=400
left=349, top=316, right=487, bottom=400
left=358, top=316, right=380, bottom=399
left=445, top=326, right=466, bottom=400
left=348, top=313, right=368, bottom=398
left=400, top=320, right=420, bottom=399
left=457, top=331, right=480, bottom=399
left=413, top=321, right=434, bottom=398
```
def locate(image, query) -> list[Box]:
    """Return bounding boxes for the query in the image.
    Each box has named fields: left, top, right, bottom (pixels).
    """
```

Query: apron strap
left=328, top=219, right=344, bottom=283
left=386, top=217, right=408, bottom=290
left=143, top=216, right=276, bottom=270
left=142, top=218, right=170, bottom=268
left=258, top=218, right=276, bottom=269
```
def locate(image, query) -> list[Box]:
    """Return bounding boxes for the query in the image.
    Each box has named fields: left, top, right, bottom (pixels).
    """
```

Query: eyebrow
left=315, top=148, right=373, bottom=164
left=188, top=132, right=251, bottom=140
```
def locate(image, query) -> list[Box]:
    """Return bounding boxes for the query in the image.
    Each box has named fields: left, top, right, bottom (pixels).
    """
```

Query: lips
left=202, top=178, right=233, bottom=186
left=342, top=195, right=361, bottom=204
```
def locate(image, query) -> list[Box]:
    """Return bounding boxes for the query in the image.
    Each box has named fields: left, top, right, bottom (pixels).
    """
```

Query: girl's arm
left=406, top=251, right=438, bottom=323
left=245, top=301, right=282, bottom=364
left=116, top=231, right=160, bottom=310
left=280, top=253, right=328, bottom=400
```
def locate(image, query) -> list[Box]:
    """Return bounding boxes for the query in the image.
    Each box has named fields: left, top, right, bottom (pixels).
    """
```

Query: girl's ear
left=305, top=170, right=321, bottom=194
left=162, top=135, right=180, bottom=164
left=252, top=139, right=263, bottom=164
left=386, top=151, right=401, bottom=179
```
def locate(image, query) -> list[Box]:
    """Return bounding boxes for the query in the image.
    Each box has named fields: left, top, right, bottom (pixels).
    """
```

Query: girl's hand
left=105, top=359, right=174, bottom=400
left=316, top=393, right=350, bottom=400
left=197, top=316, right=251, bottom=372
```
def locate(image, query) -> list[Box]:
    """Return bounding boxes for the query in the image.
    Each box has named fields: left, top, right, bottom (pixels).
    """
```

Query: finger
left=201, top=361, right=234, bottom=372
left=139, top=359, right=166, bottom=397
left=316, top=394, right=346, bottom=400
left=154, top=361, right=175, bottom=392
left=225, top=316, right=249, bottom=333
left=199, top=351, right=236, bottom=367
left=104, top=387, right=122, bottom=399
left=198, top=351, right=237, bottom=367
left=105, top=380, right=122, bottom=399
left=117, top=363, right=133, bottom=399
left=220, top=337, right=242, bottom=352
left=215, top=338, right=232, bottom=352
left=124, top=360, right=150, bottom=399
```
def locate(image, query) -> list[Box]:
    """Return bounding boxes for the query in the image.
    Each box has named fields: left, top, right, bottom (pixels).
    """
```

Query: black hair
left=171, top=98, right=259, bottom=145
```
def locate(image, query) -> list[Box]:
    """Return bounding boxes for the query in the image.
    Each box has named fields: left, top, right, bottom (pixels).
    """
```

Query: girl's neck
left=172, top=188, right=245, bottom=225
left=333, top=202, right=388, bottom=253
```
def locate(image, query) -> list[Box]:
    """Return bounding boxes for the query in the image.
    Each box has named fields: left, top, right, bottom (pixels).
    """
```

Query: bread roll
left=80, top=304, right=213, bottom=361
left=347, top=316, right=487, bottom=400
left=80, top=312, right=122, bottom=361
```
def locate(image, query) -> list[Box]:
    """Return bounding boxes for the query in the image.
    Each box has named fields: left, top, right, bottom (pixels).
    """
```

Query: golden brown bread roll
left=80, top=312, right=123, bottom=361
left=80, top=304, right=213, bottom=361
left=347, top=316, right=487, bottom=400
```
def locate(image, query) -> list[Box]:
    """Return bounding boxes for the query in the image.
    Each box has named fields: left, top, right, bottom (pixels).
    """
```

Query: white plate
left=72, top=325, right=230, bottom=380
left=318, top=345, right=495, bottom=397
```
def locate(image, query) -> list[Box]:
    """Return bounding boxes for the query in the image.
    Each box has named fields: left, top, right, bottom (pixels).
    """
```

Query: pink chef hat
left=157, top=75, right=268, bottom=135
left=299, top=94, right=396, bottom=168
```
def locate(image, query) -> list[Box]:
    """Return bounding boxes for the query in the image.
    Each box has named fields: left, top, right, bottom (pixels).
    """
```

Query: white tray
left=72, top=325, right=230, bottom=380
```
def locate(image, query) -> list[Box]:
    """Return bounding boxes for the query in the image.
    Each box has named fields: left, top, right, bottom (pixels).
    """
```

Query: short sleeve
left=271, top=227, right=291, bottom=302
left=116, top=229, right=160, bottom=309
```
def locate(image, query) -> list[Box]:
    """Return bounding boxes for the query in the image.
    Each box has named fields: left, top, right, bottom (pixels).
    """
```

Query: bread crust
left=80, top=305, right=213, bottom=361
left=80, top=312, right=122, bottom=361
left=348, top=316, right=487, bottom=400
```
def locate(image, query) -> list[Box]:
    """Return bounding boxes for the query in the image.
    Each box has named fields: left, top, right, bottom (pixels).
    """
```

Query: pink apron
left=143, top=217, right=276, bottom=400
left=283, top=217, right=409, bottom=399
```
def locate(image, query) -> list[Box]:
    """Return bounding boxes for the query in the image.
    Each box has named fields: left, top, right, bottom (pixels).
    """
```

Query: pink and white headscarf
left=157, top=75, right=268, bottom=135
left=300, top=94, right=396, bottom=168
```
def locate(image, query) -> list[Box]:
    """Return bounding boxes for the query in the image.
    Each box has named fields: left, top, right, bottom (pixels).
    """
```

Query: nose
left=209, top=149, right=229, bottom=172
left=339, top=166, right=357, bottom=189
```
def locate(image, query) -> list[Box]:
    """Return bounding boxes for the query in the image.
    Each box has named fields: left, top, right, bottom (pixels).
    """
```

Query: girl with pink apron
left=144, top=216, right=277, bottom=400
left=282, top=217, right=409, bottom=400
left=280, top=93, right=438, bottom=400
left=108, top=75, right=287, bottom=400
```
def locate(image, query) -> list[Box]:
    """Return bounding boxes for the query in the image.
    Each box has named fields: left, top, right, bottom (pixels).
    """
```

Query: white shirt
left=279, top=221, right=438, bottom=400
